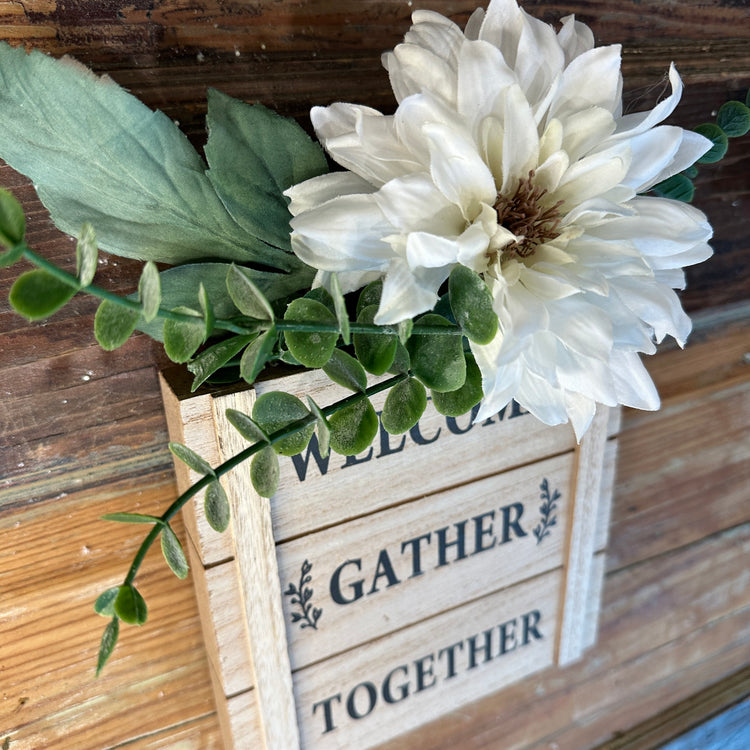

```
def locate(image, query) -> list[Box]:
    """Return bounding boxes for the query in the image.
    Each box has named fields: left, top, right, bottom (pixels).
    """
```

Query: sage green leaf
left=388, top=341, right=411, bottom=375
left=76, top=222, right=97, bottom=286
left=431, top=352, right=484, bottom=417
left=169, top=441, right=215, bottom=477
left=353, top=305, right=397, bottom=375
left=397, top=318, right=413, bottom=345
left=188, top=334, right=255, bottom=392
left=381, top=378, right=427, bottom=435
left=205, top=89, right=328, bottom=250
left=0, top=241, right=24, bottom=268
left=160, top=523, right=189, bottom=579
left=225, top=408, right=269, bottom=444
left=449, top=265, right=497, bottom=345
left=329, top=398, right=379, bottom=456
left=205, top=479, right=231, bottom=533
left=163, top=306, right=205, bottom=363
left=323, top=348, right=368, bottom=392
left=252, top=391, right=314, bottom=456
left=407, top=314, right=466, bottom=393
left=694, top=123, right=729, bottom=164
left=0, top=43, right=298, bottom=269
left=356, top=279, right=383, bottom=316
left=198, top=283, right=215, bottom=339
left=284, top=298, right=338, bottom=368
left=251, top=445, right=280, bottom=497
left=329, top=273, right=351, bottom=345
left=717, top=100, right=750, bottom=137
left=96, top=617, right=119, bottom=677
left=113, top=584, right=147, bottom=626
left=94, top=587, right=120, bottom=617
left=138, top=261, right=161, bottom=323
left=227, top=264, right=275, bottom=321
left=0, top=187, right=25, bottom=248
left=307, top=396, right=331, bottom=459
left=303, top=286, right=336, bottom=313
left=240, top=326, right=277, bottom=384
left=94, top=300, right=140, bottom=350
left=651, top=174, right=695, bottom=203
left=101, top=512, right=161, bottom=524
left=9, top=269, right=77, bottom=320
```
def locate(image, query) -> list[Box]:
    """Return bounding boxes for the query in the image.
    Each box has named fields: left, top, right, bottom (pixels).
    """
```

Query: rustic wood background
left=1, top=1, right=748, bottom=748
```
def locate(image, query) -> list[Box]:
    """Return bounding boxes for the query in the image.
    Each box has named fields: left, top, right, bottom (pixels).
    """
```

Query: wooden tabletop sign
left=160, top=367, right=619, bottom=750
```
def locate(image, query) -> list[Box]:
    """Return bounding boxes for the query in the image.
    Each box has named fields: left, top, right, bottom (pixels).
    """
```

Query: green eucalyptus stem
left=121, top=371, right=409, bottom=587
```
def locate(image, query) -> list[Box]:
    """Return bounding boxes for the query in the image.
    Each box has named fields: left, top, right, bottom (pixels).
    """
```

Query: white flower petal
left=285, top=171, right=374, bottom=215
left=621, top=125, right=683, bottom=192
left=557, top=15, right=595, bottom=65
left=375, top=258, right=449, bottom=324
left=609, top=350, right=661, bottom=410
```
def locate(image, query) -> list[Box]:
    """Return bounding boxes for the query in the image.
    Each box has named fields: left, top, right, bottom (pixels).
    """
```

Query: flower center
left=492, top=170, right=564, bottom=262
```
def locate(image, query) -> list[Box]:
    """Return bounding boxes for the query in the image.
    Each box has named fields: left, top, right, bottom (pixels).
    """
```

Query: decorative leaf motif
left=381, top=378, right=427, bottom=435
left=138, top=261, right=161, bottom=323
left=96, top=617, right=119, bottom=677
left=328, top=398, right=379, bottom=456
left=168, top=442, right=215, bottom=477
left=160, top=523, right=189, bottom=579
left=94, top=300, right=140, bottom=351
left=533, top=478, right=561, bottom=545
left=284, top=559, right=322, bottom=630
left=251, top=445, right=280, bottom=497
left=0, top=187, right=25, bottom=249
left=113, top=584, right=148, bottom=626
left=9, top=269, right=77, bottom=320
left=76, top=222, right=98, bottom=286
left=205, top=479, right=231, bottom=533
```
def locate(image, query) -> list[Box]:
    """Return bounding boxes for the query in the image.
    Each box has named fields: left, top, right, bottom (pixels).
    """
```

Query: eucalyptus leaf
left=353, top=304, right=397, bottom=375
left=160, top=523, right=189, bottom=579
left=323, top=348, right=368, bottom=392
left=387, top=341, right=411, bottom=375
left=694, top=122, right=729, bottom=164
left=94, top=300, right=140, bottom=350
left=101, top=512, right=162, bottom=524
left=187, top=334, right=255, bottom=392
left=225, top=408, right=269, bottom=444
left=252, top=391, right=314, bottom=456
left=0, top=187, right=25, bottom=248
left=0, top=43, right=297, bottom=269
left=205, top=90, right=328, bottom=250
left=449, top=265, right=497, bottom=345
left=198, top=283, right=215, bottom=340
left=381, top=378, right=427, bottom=435
left=138, top=261, right=161, bottom=323
left=307, top=396, right=331, bottom=459
left=407, top=314, right=466, bottom=393
left=356, top=279, right=383, bottom=316
left=96, top=617, right=119, bottom=677
left=251, top=445, right=280, bottom=498
left=163, top=307, right=205, bottom=363
left=328, top=398, right=379, bottom=456
left=169, top=441, right=215, bottom=477
left=0, top=241, right=24, bottom=268
left=94, top=587, right=120, bottom=617
left=651, top=173, right=695, bottom=203
left=431, top=352, right=484, bottom=417
left=113, top=584, right=147, bottom=626
left=205, top=479, right=231, bottom=533
left=716, top=100, right=750, bottom=138
left=9, top=269, right=77, bottom=320
left=226, top=264, right=275, bottom=321
left=239, top=326, right=277, bottom=384
left=76, top=222, right=98, bottom=286
left=284, top=298, right=338, bottom=368
left=329, top=273, right=351, bottom=346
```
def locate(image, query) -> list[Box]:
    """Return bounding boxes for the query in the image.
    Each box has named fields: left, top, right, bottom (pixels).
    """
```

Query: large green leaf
left=0, top=43, right=295, bottom=269
left=205, top=90, right=328, bottom=251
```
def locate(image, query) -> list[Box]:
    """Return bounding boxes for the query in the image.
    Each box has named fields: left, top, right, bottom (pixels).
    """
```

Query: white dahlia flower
left=285, top=0, right=713, bottom=438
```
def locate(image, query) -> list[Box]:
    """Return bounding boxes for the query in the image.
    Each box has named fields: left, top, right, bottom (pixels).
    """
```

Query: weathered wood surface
left=1, top=2, right=749, bottom=748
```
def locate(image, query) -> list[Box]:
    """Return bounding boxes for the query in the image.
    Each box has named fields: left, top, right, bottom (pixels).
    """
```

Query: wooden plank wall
left=1, top=2, right=749, bottom=748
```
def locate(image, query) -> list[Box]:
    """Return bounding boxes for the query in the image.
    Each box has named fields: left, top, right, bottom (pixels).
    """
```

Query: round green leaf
left=94, top=299, right=140, bottom=351
left=252, top=391, right=314, bottom=456
left=240, top=326, right=277, bottom=384
left=449, top=265, right=498, bottom=345
left=94, top=587, right=120, bottom=617
left=431, top=352, right=484, bottom=417
left=323, top=348, right=368, bottom=392
left=717, top=100, right=750, bottom=138
left=694, top=122, right=729, bottom=164
left=407, top=314, right=466, bottom=393
left=387, top=341, right=411, bottom=374
left=303, top=286, right=335, bottom=313
left=161, top=523, right=189, bottom=579
left=0, top=187, right=25, bottom=249
left=651, top=173, right=695, bottom=203
left=163, top=307, right=205, bottom=363
left=251, top=445, right=280, bottom=497
left=328, top=398, right=379, bottom=456
left=353, top=304, right=397, bottom=375
left=76, top=222, right=98, bottom=287
left=284, top=298, right=338, bottom=368
left=96, top=617, right=119, bottom=677
left=113, top=584, right=148, bottom=626
left=381, top=378, right=427, bottom=435
left=9, top=269, right=77, bottom=321
left=205, top=479, right=231, bottom=532
left=356, top=279, right=383, bottom=316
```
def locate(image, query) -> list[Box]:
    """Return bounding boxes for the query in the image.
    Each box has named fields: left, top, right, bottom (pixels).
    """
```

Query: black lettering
left=414, top=654, right=437, bottom=692
left=437, top=641, right=464, bottom=679
left=382, top=665, right=410, bottom=704
left=498, top=618, right=517, bottom=655
left=500, top=503, right=528, bottom=544
left=343, top=447, right=374, bottom=468
left=468, top=629, right=494, bottom=669
left=312, top=693, right=342, bottom=734
left=377, top=424, right=407, bottom=458
left=409, top=421, right=441, bottom=445
left=330, top=559, right=364, bottom=604
left=472, top=511, right=497, bottom=554
left=446, top=405, right=480, bottom=435
left=522, top=610, right=543, bottom=644
left=436, top=521, right=468, bottom=566
left=291, top=433, right=330, bottom=481
left=368, top=549, right=401, bottom=594
left=401, top=533, right=432, bottom=578
left=346, top=682, right=377, bottom=720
